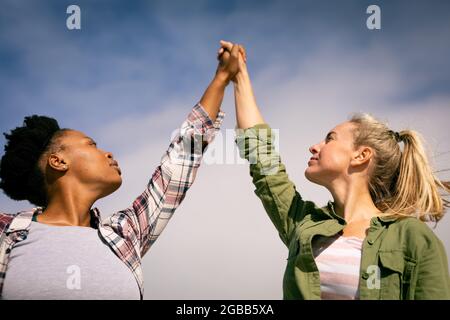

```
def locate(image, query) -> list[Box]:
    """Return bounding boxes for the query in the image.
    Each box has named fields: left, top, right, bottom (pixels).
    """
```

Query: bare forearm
left=199, top=72, right=229, bottom=122
left=233, top=70, right=265, bottom=129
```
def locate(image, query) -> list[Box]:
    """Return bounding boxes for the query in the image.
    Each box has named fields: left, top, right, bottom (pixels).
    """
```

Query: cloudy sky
left=1, top=0, right=449, bottom=299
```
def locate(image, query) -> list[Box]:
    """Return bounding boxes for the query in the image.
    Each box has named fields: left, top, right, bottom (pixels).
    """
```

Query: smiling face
left=304, top=121, right=359, bottom=187
left=45, top=130, right=122, bottom=199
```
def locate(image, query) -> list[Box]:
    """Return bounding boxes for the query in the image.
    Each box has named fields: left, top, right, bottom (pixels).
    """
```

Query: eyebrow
left=84, top=137, right=97, bottom=145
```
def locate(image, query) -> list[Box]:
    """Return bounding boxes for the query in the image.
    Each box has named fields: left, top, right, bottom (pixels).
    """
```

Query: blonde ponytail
left=350, top=114, right=449, bottom=222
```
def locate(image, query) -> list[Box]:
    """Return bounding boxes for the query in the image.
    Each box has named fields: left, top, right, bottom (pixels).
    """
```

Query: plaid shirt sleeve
left=107, top=103, right=224, bottom=258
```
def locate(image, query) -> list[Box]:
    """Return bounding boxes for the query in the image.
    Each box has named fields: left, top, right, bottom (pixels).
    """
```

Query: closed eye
left=325, top=132, right=336, bottom=143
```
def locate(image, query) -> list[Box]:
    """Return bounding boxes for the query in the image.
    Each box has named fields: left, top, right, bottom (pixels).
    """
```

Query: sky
left=0, top=0, right=449, bottom=299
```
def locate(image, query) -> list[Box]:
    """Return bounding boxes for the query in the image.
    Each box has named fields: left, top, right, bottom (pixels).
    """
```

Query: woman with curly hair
left=0, top=42, right=241, bottom=300
left=219, top=40, right=450, bottom=300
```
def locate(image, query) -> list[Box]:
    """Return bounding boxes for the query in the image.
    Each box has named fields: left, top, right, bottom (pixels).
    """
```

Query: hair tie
left=388, top=130, right=401, bottom=143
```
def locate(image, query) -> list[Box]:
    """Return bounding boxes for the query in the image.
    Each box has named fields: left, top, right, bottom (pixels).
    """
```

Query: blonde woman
left=219, top=40, right=450, bottom=300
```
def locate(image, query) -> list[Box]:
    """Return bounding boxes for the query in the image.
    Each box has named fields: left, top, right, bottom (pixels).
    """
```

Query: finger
left=220, top=40, right=233, bottom=47
left=217, top=47, right=224, bottom=59
left=217, top=50, right=230, bottom=61
left=220, top=40, right=233, bottom=52
left=238, top=51, right=247, bottom=64
left=231, top=43, right=240, bottom=57
left=238, top=45, right=247, bottom=63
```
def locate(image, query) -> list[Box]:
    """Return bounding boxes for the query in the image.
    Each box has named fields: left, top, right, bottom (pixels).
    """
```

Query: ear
left=47, top=153, right=69, bottom=172
left=351, top=146, right=373, bottom=167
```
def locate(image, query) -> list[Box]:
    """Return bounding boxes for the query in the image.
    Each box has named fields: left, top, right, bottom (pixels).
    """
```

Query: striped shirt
left=312, top=234, right=363, bottom=300
left=0, top=103, right=224, bottom=299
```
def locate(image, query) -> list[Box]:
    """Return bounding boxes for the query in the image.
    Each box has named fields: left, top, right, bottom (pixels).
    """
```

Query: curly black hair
left=0, top=115, right=68, bottom=207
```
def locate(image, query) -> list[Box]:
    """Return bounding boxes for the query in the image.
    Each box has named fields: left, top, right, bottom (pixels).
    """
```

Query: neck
left=40, top=183, right=97, bottom=227
left=329, top=178, right=381, bottom=223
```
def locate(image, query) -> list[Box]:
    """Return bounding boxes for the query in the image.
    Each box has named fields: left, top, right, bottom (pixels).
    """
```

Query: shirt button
left=367, top=239, right=374, bottom=245
left=362, top=272, right=370, bottom=280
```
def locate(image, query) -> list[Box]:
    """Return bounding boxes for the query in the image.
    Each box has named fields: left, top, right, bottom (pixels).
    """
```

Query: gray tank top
left=2, top=221, right=140, bottom=300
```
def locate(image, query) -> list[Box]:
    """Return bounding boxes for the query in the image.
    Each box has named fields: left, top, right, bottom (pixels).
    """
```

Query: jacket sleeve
left=236, top=123, right=311, bottom=246
left=414, top=234, right=450, bottom=299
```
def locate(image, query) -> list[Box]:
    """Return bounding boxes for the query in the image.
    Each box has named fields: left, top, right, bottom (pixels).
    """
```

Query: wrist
left=233, top=69, right=249, bottom=84
left=214, top=71, right=231, bottom=87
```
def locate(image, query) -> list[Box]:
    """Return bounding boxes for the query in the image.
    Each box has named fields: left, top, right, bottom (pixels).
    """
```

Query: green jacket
left=236, top=123, right=450, bottom=300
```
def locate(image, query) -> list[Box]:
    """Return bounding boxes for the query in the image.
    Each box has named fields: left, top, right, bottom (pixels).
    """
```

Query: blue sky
left=1, top=0, right=449, bottom=299
left=1, top=0, right=449, bottom=134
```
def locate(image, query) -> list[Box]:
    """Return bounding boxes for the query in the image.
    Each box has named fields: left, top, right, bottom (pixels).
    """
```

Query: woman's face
left=50, top=130, right=122, bottom=198
left=304, top=121, right=358, bottom=187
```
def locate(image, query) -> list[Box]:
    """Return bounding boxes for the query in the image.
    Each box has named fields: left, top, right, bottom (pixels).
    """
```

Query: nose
left=105, top=151, right=114, bottom=160
left=309, top=143, right=320, bottom=155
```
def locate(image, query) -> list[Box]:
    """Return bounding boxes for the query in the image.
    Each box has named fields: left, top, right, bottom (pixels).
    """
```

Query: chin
left=304, top=168, right=321, bottom=185
left=112, top=178, right=123, bottom=191
left=106, top=178, right=123, bottom=196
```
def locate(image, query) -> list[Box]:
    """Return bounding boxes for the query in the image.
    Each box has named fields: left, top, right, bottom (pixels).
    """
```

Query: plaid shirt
left=0, top=103, right=224, bottom=299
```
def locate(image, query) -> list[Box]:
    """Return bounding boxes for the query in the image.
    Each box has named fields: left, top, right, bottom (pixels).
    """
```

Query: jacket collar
left=324, top=201, right=399, bottom=225
left=6, top=208, right=36, bottom=233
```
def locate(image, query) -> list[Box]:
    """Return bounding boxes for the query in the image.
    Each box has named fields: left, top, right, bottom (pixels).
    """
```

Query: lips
left=308, top=156, right=319, bottom=166
left=110, top=161, right=121, bottom=175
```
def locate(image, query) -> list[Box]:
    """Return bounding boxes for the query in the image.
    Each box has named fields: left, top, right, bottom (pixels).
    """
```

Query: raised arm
left=200, top=41, right=241, bottom=121
left=221, top=41, right=308, bottom=246
left=105, top=43, right=240, bottom=257
left=218, top=41, right=265, bottom=129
